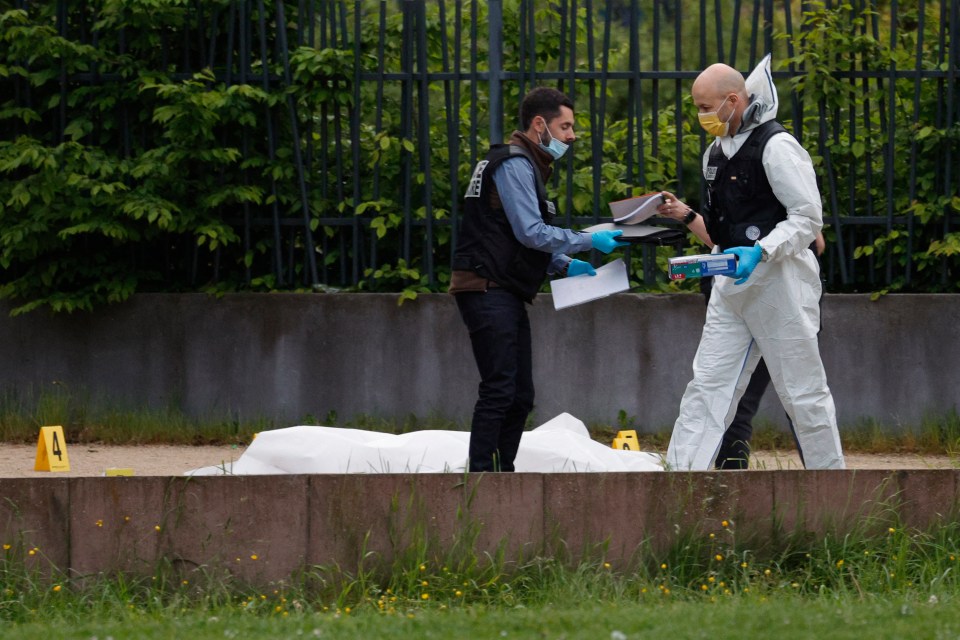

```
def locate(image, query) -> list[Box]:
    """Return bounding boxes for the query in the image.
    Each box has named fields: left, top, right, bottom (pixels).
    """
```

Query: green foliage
left=0, top=1, right=957, bottom=314
left=783, top=1, right=960, bottom=292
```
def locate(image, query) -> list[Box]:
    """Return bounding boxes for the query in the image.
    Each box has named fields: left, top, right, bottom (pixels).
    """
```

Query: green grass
left=0, top=388, right=470, bottom=446
left=4, top=517, right=960, bottom=638
left=3, top=388, right=960, bottom=456
left=3, top=596, right=959, bottom=640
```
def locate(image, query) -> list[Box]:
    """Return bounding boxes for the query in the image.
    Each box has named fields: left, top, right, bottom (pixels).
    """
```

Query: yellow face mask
left=697, top=95, right=735, bottom=137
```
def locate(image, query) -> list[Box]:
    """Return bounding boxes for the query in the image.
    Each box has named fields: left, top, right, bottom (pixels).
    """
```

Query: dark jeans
left=715, top=358, right=768, bottom=469
left=455, top=289, right=534, bottom=472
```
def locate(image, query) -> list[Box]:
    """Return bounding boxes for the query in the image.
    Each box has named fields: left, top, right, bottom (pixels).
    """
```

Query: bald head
left=692, top=63, right=746, bottom=103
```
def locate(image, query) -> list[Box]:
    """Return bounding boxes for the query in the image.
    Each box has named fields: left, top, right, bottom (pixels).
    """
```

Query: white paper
left=609, top=193, right=665, bottom=225
left=551, top=258, right=629, bottom=310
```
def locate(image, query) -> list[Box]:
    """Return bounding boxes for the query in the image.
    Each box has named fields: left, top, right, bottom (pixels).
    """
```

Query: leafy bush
left=0, top=1, right=957, bottom=314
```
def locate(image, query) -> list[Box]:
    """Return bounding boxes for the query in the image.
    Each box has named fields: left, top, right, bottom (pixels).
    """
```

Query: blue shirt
left=492, top=157, right=593, bottom=274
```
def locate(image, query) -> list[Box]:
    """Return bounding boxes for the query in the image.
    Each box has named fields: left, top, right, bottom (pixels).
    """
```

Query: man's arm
left=755, top=134, right=823, bottom=262
left=657, top=190, right=715, bottom=248
left=492, top=158, right=593, bottom=256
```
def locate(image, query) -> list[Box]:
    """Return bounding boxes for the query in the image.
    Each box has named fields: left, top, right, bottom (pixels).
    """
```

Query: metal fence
left=6, top=0, right=960, bottom=292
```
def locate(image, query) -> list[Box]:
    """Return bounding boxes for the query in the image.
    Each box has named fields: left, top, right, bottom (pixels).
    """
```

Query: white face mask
left=537, top=118, right=569, bottom=160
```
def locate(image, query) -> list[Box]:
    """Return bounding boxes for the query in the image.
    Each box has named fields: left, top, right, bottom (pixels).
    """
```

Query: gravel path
left=1, top=443, right=956, bottom=477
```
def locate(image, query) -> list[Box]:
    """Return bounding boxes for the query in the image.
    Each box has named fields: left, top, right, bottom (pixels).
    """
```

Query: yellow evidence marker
left=611, top=429, right=640, bottom=451
left=34, top=425, right=70, bottom=472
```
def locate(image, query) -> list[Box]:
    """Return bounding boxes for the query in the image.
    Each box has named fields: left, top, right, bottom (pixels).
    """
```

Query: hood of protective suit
left=738, top=53, right=778, bottom=134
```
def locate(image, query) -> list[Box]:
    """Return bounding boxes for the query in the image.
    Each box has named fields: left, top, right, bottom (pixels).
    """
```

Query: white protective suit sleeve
left=755, top=134, right=823, bottom=262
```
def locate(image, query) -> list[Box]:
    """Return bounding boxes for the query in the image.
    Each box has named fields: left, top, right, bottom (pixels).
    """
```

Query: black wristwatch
left=682, top=209, right=697, bottom=225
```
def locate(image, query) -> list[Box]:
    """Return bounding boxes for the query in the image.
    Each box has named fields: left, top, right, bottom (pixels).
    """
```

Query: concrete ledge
left=2, top=471, right=958, bottom=585
left=2, top=293, right=959, bottom=431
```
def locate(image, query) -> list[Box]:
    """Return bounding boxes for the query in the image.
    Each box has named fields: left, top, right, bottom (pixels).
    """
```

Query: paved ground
left=0, top=443, right=956, bottom=477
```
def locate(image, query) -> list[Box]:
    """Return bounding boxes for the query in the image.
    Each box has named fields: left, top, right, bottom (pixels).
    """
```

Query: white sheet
left=186, top=413, right=663, bottom=475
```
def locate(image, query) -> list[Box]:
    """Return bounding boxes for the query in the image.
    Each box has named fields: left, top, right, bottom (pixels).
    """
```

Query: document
left=551, top=258, right=630, bottom=310
left=582, top=222, right=685, bottom=245
left=608, top=192, right=666, bottom=225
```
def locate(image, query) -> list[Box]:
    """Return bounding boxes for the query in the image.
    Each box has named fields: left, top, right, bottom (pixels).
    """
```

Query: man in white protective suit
left=660, top=55, right=845, bottom=471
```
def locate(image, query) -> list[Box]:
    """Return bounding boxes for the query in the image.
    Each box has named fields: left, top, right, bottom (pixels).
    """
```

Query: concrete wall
left=1, top=293, right=957, bottom=432
left=2, top=471, right=957, bottom=584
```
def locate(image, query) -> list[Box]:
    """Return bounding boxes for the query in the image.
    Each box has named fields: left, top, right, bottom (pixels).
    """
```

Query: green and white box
left=668, top=253, right=737, bottom=280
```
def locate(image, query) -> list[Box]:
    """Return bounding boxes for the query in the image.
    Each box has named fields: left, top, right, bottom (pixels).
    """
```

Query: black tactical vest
left=703, top=120, right=789, bottom=250
left=452, top=144, right=556, bottom=303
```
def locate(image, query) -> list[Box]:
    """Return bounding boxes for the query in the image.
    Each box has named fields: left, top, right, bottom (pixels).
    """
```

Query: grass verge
left=2, top=518, right=960, bottom=638
left=3, top=388, right=960, bottom=455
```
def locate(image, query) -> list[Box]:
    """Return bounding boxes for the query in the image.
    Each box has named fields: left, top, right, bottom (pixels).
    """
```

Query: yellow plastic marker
left=611, top=429, right=640, bottom=451
left=34, top=425, right=70, bottom=472
left=105, top=468, right=135, bottom=477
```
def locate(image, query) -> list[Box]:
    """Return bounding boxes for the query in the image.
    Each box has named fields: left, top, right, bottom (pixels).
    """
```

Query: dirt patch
left=0, top=443, right=956, bottom=477
left=0, top=444, right=247, bottom=477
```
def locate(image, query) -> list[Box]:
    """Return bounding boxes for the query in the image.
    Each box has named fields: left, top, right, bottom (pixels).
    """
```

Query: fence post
left=488, top=0, right=504, bottom=143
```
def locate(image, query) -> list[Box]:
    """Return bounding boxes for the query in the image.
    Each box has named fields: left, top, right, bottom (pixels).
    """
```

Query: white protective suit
left=666, top=55, right=845, bottom=471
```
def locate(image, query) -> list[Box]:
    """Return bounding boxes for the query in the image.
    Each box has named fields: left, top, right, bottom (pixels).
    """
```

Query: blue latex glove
left=590, top=229, right=629, bottom=254
left=723, top=244, right=763, bottom=285
left=566, top=259, right=596, bottom=277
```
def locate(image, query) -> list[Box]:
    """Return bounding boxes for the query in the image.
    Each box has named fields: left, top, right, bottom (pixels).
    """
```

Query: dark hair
left=519, top=87, right=574, bottom=131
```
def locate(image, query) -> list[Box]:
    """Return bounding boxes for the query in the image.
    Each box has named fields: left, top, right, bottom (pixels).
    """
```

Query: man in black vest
left=449, top=87, right=627, bottom=472
left=658, top=56, right=845, bottom=470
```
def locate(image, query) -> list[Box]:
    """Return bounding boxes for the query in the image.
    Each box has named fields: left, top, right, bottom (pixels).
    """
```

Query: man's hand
left=567, top=259, right=596, bottom=276
left=590, top=230, right=629, bottom=254
left=723, top=244, right=763, bottom=285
